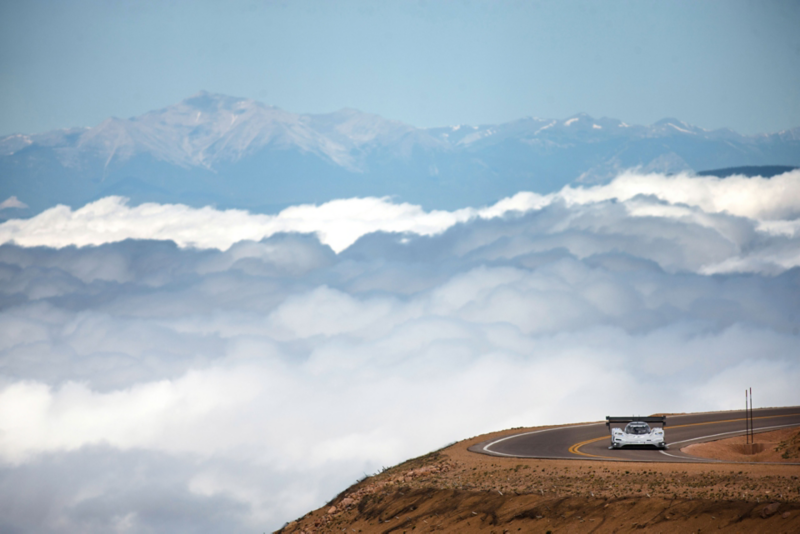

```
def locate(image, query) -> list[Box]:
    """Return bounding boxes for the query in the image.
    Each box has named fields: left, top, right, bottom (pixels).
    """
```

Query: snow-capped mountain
left=1, top=92, right=798, bottom=215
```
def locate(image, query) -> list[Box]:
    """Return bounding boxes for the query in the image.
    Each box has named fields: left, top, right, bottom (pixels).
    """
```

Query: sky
left=2, top=0, right=800, bottom=136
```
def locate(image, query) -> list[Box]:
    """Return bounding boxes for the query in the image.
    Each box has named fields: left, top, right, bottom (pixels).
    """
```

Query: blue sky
left=1, top=1, right=799, bottom=135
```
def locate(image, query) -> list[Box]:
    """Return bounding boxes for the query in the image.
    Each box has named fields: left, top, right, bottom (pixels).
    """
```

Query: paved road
left=470, top=406, right=800, bottom=463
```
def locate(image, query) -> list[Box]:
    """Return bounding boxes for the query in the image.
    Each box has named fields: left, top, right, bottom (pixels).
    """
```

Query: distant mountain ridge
left=2, top=91, right=799, bottom=216
left=696, top=165, right=798, bottom=178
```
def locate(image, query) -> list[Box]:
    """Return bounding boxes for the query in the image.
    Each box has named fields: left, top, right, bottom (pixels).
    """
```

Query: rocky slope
left=278, top=426, right=800, bottom=533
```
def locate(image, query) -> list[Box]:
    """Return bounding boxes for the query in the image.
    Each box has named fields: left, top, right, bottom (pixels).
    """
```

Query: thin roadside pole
left=750, top=387, right=754, bottom=443
left=745, top=388, right=752, bottom=444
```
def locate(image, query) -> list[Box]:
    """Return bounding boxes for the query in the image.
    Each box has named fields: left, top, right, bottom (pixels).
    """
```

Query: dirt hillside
left=686, top=426, right=800, bottom=463
left=278, top=425, right=800, bottom=533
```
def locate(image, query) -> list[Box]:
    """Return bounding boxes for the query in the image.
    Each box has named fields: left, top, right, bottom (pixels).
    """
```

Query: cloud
left=559, top=169, right=800, bottom=221
left=0, top=196, right=478, bottom=253
left=2, top=169, right=797, bottom=255
left=1, top=171, right=799, bottom=532
left=0, top=196, right=28, bottom=210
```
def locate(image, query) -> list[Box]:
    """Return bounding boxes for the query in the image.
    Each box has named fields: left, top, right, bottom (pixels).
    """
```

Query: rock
left=341, top=497, right=354, bottom=507
left=327, top=506, right=337, bottom=515
left=782, top=511, right=791, bottom=519
left=760, top=502, right=780, bottom=518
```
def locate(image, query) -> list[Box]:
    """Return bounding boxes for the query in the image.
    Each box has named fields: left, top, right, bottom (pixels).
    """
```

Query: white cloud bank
left=2, top=170, right=798, bottom=254
left=0, top=170, right=799, bottom=533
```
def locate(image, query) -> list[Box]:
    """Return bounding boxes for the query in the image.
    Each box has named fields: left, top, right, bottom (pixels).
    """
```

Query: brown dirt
left=277, top=425, right=800, bottom=533
left=684, top=427, right=800, bottom=463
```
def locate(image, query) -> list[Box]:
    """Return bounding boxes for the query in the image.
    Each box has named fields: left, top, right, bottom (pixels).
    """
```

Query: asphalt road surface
left=470, top=407, right=800, bottom=463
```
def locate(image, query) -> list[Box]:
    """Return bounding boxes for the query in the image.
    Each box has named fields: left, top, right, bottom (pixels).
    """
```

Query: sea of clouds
left=0, top=170, right=799, bottom=532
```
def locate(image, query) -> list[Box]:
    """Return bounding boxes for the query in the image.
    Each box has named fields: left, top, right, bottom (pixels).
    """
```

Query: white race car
left=606, top=416, right=667, bottom=449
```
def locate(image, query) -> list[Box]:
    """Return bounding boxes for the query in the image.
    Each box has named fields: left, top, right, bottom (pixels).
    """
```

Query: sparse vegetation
left=777, top=430, right=800, bottom=459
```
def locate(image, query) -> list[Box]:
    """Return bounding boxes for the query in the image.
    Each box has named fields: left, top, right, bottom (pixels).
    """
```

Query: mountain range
left=2, top=91, right=799, bottom=217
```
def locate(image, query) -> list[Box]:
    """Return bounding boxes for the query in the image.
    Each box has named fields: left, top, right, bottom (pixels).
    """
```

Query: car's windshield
left=624, top=422, right=650, bottom=435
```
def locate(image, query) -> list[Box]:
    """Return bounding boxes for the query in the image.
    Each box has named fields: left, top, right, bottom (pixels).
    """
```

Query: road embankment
left=277, top=421, right=800, bottom=533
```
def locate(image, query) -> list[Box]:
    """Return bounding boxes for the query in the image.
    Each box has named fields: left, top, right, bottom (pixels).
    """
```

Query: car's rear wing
left=606, top=416, right=667, bottom=428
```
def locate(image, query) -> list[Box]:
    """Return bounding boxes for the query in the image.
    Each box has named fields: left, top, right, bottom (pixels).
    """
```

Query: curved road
left=470, top=406, right=800, bottom=463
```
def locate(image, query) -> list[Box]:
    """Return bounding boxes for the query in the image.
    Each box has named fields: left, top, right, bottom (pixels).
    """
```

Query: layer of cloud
left=1, top=171, right=799, bottom=532
left=1, top=170, right=798, bottom=255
